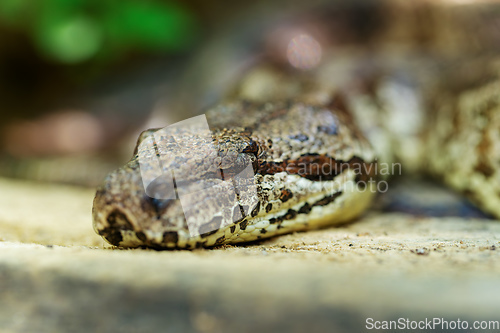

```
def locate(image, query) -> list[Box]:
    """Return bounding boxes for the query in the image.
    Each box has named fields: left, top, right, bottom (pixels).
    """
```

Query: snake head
left=93, top=101, right=379, bottom=249
left=92, top=126, right=261, bottom=249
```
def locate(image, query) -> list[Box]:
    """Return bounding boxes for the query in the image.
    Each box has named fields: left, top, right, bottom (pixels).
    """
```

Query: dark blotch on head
left=240, top=205, right=249, bottom=216
left=251, top=201, right=260, bottom=217
left=136, top=232, right=147, bottom=242
left=269, top=216, right=283, bottom=224
left=195, top=241, right=207, bottom=248
left=313, top=192, right=342, bottom=207
left=107, top=209, right=133, bottom=229
left=279, top=189, right=293, bottom=203
left=163, top=231, right=179, bottom=244
left=266, top=203, right=273, bottom=213
left=230, top=225, right=236, bottom=233
left=214, top=235, right=226, bottom=246
left=233, top=204, right=247, bottom=224
left=240, top=220, right=248, bottom=230
left=101, top=209, right=135, bottom=246
left=298, top=203, right=312, bottom=214
left=98, top=228, right=123, bottom=246
left=283, top=209, right=297, bottom=220
left=260, top=228, right=267, bottom=234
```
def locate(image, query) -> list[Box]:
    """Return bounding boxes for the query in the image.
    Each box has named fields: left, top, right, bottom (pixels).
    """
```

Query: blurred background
left=0, top=0, right=304, bottom=186
left=0, top=0, right=497, bottom=189
left=0, top=0, right=205, bottom=185
left=0, top=0, right=387, bottom=187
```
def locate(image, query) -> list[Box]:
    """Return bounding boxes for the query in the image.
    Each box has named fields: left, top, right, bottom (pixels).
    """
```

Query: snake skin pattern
left=92, top=0, right=500, bottom=249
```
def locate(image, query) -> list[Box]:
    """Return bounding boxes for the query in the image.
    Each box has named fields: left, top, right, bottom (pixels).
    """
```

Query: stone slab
left=1, top=177, right=500, bottom=332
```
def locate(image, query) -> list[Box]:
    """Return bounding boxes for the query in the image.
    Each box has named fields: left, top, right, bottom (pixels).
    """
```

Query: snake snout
left=92, top=202, right=136, bottom=246
left=91, top=173, right=144, bottom=247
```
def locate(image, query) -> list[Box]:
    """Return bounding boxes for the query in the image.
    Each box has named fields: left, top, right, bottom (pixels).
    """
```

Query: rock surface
left=1, top=177, right=500, bottom=333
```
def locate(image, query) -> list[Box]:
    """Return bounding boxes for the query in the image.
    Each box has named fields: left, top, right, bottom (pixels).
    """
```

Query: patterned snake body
left=92, top=1, right=500, bottom=249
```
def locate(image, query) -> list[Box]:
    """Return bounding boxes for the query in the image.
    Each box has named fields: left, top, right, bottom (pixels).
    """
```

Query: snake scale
left=92, top=0, right=500, bottom=249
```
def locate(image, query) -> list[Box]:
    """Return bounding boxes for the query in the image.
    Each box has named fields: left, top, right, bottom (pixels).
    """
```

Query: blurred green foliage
left=0, top=0, right=198, bottom=64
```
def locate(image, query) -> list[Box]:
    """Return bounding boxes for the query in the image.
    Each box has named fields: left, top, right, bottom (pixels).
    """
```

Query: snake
left=92, top=0, right=500, bottom=249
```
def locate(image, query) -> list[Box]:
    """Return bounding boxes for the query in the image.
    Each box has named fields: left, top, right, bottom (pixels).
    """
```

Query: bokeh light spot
left=37, top=16, right=102, bottom=64
left=286, top=34, right=322, bottom=70
left=104, top=1, right=198, bottom=52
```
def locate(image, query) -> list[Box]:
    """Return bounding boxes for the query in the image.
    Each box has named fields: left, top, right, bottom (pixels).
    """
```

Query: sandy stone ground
left=1, top=177, right=500, bottom=333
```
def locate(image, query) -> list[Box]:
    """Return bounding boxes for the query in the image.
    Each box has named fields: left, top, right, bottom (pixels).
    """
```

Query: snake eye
left=220, top=139, right=259, bottom=178
left=241, top=139, right=259, bottom=155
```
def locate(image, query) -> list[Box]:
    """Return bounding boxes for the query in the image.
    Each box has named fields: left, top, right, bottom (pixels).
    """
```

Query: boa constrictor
left=92, top=0, right=500, bottom=249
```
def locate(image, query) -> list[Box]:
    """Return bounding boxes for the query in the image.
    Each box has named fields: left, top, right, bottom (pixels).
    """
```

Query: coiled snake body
left=92, top=1, right=500, bottom=249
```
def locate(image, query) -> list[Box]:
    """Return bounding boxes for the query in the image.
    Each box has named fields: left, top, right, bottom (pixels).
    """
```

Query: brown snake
left=92, top=0, right=500, bottom=249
